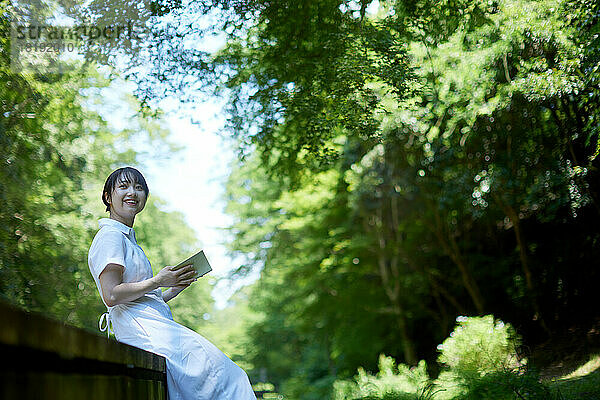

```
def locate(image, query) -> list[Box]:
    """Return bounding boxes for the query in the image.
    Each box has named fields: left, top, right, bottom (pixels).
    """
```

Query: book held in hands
left=173, top=250, right=213, bottom=278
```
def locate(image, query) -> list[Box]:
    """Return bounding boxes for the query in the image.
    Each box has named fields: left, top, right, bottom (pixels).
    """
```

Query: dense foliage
left=209, top=0, right=600, bottom=397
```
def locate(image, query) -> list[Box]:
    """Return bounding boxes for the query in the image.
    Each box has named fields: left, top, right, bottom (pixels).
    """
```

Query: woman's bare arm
left=99, top=263, right=196, bottom=307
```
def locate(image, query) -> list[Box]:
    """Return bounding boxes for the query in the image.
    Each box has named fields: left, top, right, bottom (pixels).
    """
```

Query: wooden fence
left=0, top=300, right=167, bottom=399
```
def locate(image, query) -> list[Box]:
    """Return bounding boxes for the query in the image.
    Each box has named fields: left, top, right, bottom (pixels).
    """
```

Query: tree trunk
left=493, top=195, right=550, bottom=335
left=374, top=233, right=418, bottom=365
left=427, top=205, right=486, bottom=314
left=363, top=206, right=418, bottom=365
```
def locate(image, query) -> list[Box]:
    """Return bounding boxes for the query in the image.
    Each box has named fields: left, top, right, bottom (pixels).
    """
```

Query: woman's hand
left=161, top=270, right=198, bottom=303
left=154, top=264, right=197, bottom=287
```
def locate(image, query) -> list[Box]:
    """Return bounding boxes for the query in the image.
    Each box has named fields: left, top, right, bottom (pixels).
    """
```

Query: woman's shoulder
left=88, top=226, right=130, bottom=275
left=89, top=226, right=127, bottom=251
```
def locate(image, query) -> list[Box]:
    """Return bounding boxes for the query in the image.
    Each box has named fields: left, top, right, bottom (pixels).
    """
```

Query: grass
left=548, top=354, right=600, bottom=400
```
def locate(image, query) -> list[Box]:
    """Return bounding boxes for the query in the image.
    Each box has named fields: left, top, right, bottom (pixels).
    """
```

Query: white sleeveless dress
left=88, top=218, right=256, bottom=400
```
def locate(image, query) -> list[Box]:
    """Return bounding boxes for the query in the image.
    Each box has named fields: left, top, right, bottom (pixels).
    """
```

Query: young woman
left=88, top=166, right=256, bottom=399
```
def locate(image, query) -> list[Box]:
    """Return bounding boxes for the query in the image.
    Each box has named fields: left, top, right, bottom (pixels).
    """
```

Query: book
left=173, top=250, right=213, bottom=278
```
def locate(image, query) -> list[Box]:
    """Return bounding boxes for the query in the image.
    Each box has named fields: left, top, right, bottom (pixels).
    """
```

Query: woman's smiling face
left=105, top=172, right=147, bottom=227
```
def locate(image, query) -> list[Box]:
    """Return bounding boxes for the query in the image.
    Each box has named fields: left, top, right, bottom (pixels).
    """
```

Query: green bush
left=333, top=355, right=433, bottom=400
left=334, top=316, right=558, bottom=400
left=437, top=315, right=524, bottom=378
left=433, top=316, right=553, bottom=400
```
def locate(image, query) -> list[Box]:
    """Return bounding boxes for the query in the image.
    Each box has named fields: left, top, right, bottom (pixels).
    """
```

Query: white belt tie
left=99, top=310, right=114, bottom=338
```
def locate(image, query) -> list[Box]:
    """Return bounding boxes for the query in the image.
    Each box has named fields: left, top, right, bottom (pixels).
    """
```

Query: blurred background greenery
left=2, top=0, right=600, bottom=399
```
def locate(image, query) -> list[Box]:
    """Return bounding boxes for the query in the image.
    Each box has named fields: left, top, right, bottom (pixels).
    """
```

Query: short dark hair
left=102, top=167, right=149, bottom=212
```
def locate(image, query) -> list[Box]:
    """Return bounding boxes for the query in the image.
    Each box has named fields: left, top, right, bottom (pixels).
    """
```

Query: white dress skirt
left=88, top=218, right=256, bottom=400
